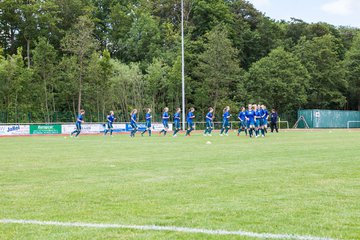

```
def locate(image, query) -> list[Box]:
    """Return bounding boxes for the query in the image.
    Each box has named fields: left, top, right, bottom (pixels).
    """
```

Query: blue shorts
left=76, top=122, right=82, bottom=131
left=222, top=121, right=230, bottom=128
left=162, top=121, right=169, bottom=128
left=146, top=121, right=151, bottom=128
left=131, top=122, right=138, bottom=130
left=174, top=121, right=180, bottom=129
left=206, top=121, right=213, bottom=128
left=259, top=119, right=264, bottom=127
left=107, top=122, right=113, bottom=129
left=255, top=119, right=260, bottom=127
left=262, top=119, right=268, bottom=126
left=239, top=120, right=246, bottom=128
left=187, top=122, right=194, bottom=129
left=247, top=120, right=255, bottom=128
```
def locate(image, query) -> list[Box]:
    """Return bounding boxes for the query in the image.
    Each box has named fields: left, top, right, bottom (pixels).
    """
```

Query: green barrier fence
left=297, top=109, right=360, bottom=128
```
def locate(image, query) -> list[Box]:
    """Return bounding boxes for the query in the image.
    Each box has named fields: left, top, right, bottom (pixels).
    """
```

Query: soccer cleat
left=219, top=134, right=223, bottom=136
left=173, top=134, right=177, bottom=137
left=208, top=134, right=212, bottom=137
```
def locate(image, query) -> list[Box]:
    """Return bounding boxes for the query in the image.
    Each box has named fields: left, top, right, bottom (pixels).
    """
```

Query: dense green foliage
left=1, top=131, right=360, bottom=239
left=0, top=0, right=359, bottom=123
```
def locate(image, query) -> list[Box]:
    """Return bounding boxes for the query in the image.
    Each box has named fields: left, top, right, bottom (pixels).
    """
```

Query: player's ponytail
left=130, top=109, right=137, bottom=115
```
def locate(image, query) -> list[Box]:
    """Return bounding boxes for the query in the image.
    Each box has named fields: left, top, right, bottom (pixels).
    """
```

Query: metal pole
left=181, top=0, right=186, bottom=130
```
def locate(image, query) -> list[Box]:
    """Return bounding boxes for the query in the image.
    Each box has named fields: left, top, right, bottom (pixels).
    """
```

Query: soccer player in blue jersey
left=254, top=104, right=262, bottom=137
left=185, top=107, right=195, bottom=136
left=262, top=105, right=269, bottom=134
left=245, top=104, right=255, bottom=138
left=70, top=109, right=85, bottom=138
left=104, top=111, right=116, bottom=136
left=204, top=107, right=214, bottom=136
left=159, top=107, right=170, bottom=136
left=141, top=108, right=152, bottom=137
left=173, top=108, right=181, bottom=137
left=130, top=109, right=138, bottom=137
left=220, top=106, right=231, bottom=136
left=237, top=107, right=247, bottom=136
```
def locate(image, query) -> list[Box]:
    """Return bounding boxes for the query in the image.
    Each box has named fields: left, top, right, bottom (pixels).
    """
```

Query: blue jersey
left=255, top=110, right=262, bottom=119
left=107, top=115, right=115, bottom=123
left=145, top=113, right=152, bottom=122
left=131, top=113, right=137, bottom=124
left=162, top=112, right=169, bottom=123
left=246, top=110, right=255, bottom=122
left=187, top=112, right=194, bottom=122
left=174, top=112, right=180, bottom=122
left=263, top=109, right=269, bottom=119
left=238, top=111, right=246, bottom=121
left=259, top=109, right=264, bottom=118
left=76, top=114, right=83, bottom=123
left=223, top=111, right=230, bottom=122
left=206, top=112, right=213, bottom=122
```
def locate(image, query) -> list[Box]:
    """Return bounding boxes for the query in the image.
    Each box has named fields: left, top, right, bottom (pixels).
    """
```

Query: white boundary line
left=0, top=219, right=336, bottom=240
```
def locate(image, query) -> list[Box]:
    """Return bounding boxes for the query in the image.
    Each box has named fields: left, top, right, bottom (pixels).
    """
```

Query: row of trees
left=0, top=0, right=359, bottom=123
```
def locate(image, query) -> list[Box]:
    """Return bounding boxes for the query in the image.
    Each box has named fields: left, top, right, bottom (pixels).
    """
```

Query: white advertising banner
left=62, top=124, right=105, bottom=134
left=152, top=123, right=173, bottom=132
left=0, top=125, right=30, bottom=135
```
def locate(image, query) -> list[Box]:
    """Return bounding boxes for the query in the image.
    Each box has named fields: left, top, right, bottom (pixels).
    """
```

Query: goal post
left=347, top=121, right=360, bottom=129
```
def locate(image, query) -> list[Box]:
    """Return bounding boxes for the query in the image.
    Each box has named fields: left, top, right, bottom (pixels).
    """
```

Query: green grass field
left=0, top=130, right=359, bottom=240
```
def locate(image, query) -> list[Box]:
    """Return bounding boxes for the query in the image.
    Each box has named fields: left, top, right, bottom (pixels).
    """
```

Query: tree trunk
left=43, top=72, right=49, bottom=122
left=27, top=39, right=31, bottom=69
left=72, top=97, right=76, bottom=118
left=78, top=60, right=83, bottom=113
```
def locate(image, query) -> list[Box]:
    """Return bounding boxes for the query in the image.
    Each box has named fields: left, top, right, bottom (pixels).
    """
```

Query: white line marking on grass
left=0, top=219, right=336, bottom=240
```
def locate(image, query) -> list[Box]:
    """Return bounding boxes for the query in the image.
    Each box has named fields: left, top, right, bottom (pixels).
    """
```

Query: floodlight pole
left=181, top=0, right=186, bottom=130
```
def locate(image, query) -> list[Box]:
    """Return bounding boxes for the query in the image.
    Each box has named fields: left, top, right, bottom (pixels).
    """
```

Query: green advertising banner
left=30, top=124, right=62, bottom=134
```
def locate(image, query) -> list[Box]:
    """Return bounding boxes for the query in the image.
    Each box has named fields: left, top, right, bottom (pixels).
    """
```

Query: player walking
left=185, top=107, right=195, bottom=136
left=220, top=106, right=231, bottom=136
left=141, top=108, right=152, bottom=137
left=204, top=107, right=214, bottom=136
left=159, top=107, right=170, bottom=136
left=245, top=104, right=255, bottom=138
left=104, top=111, right=116, bottom=136
left=173, top=108, right=181, bottom=137
left=130, top=109, right=138, bottom=137
left=237, top=107, right=247, bottom=136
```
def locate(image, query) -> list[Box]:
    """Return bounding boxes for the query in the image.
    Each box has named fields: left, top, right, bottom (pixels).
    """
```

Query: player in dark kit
left=270, top=109, right=279, bottom=133
left=70, top=109, right=85, bottom=138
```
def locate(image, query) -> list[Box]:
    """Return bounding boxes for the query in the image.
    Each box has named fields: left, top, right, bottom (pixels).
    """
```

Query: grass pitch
left=0, top=130, right=359, bottom=240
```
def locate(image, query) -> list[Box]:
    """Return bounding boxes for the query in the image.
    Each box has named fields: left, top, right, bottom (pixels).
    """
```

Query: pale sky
left=247, top=0, right=360, bottom=27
